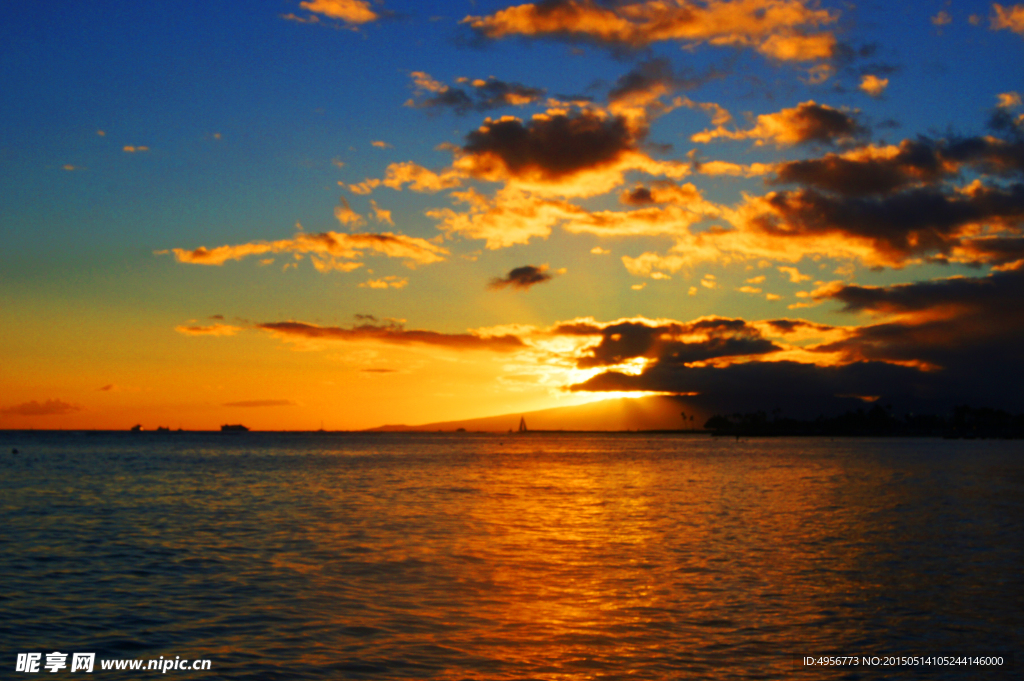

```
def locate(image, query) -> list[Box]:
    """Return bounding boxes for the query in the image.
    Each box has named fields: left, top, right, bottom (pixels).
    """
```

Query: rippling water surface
left=1, top=432, right=1021, bottom=679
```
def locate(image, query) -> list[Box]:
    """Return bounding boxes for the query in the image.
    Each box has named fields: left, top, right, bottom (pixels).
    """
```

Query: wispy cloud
left=368, top=199, right=393, bottom=225
left=258, top=320, right=527, bottom=351
left=334, top=197, right=364, bottom=227
left=359, top=275, right=408, bottom=289
left=350, top=161, right=463, bottom=194
left=405, top=71, right=545, bottom=114
left=160, top=230, right=447, bottom=270
left=1, top=399, right=83, bottom=416
left=175, top=323, right=243, bottom=336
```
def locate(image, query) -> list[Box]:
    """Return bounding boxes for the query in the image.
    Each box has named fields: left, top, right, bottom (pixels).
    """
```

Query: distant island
left=220, top=424, right=249, bottom=432
left=368, top=397, right=1024, bottom=439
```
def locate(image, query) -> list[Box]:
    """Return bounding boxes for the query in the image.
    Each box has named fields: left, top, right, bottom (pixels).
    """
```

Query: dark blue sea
left=1, top=432, right=1021, bottom=679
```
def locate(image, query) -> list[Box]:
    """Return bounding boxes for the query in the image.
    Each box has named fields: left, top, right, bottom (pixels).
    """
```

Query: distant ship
left=518, top=417, right=528, bottom=433
left=220, top=424, right=249, bottom=432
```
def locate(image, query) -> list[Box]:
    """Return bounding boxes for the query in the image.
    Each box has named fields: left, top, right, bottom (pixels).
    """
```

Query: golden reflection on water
left=4, top=434, right=1021, bottom=679
left=283, top=437, right=900, bottom=678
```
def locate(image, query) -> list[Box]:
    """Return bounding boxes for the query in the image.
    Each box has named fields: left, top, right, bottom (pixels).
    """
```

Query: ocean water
left=1, top=431, right=1021, bottom=680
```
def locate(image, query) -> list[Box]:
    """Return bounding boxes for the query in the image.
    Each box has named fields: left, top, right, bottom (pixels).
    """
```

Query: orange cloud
left=859, top=74, right=889, bottom=97
left=359, top=276, right=408, bottom=289
left=334, top=197, right=364, bottom=226
left=299, top=0, right=378, bottom=24
left=383, top=161, right=463, bottom=192
left=692, top=159, right=775, bottom=177
left=563, top=203, right=711, bottom=238
left=778, top=266, right=811, bottom=283
left=679, top=96, right=733, bottom=125
left=369, top=199, right=393, bottom=225
left=351, top=162, right=464, bottom=195
left=619, top=181, right=722, bottom=210
left=992, top=4, right=1024, bottom=35
left=162, top=230, right=448, bottom=268
left=428, top=187, right=585, bottom=249
left=462, top=0, right=838, bottom=61
left=692, top=101, right=864, bottom=146
left=997, top=91, right=1022, bottom=108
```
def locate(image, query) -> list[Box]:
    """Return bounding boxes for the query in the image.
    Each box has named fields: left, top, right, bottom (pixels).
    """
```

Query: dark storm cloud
left=771, top=139, right=951, bottom=196
left=620, top=186, right=655, bottom=205
left=488, top=265, right=556, bottom=290
left=566, top=318, right=781, bottom=369
left=461, top=109, right=638, bottom=180
left=781, top=102, right=866, bottom=145
left=562, top=266, right=1024, bottom=414
left=257, top=321, right=526, bottom=351
left=570, top=360, right=932, bottom=417
left=771, top=133, right=1024, bottom=197
left=764, top=319, right=833, bottom=334
left=823, top=266, right=1024, bottom=317
left=608, top=58, right=676, bottom=101
left=751, top=182, right=1024, bottom=264
left=987, top=108, right=1024, bottom=138
left=751, top=118, right=1024, bottom=266
left=607, top=58, right=723, bottom=102
left=808, top=267, right=1024, bottom=408
left=948, top=236, right=1024, bottom=265
left=941, top=133, right=1024, bottom=176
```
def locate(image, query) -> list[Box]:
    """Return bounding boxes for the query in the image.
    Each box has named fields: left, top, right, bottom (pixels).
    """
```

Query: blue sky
left=3, top=0, right=1024, bottom=429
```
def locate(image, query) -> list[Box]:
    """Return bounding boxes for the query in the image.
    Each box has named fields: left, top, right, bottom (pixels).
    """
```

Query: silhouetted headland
left=704, top=404, right=1024, bottom=438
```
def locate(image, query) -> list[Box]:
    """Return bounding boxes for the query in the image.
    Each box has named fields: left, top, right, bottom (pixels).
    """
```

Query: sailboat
left=518, top=417, right=528, bottom=433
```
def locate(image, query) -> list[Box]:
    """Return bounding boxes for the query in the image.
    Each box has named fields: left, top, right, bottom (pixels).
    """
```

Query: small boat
left=220, top=424, right=249, bottom=432
left=518, top=417, right=528, bottom=433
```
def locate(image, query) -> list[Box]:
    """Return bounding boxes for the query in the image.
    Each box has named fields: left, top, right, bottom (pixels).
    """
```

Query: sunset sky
left=3, top=0, right=1024, bottom=430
